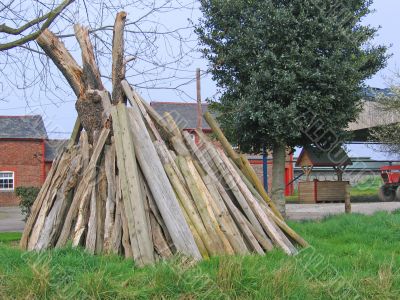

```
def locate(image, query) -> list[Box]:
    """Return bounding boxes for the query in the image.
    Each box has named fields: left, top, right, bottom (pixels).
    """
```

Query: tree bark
left=37, top=29, right=84, bottom=97
left=111, top=11, right=127, bottom=104
left=271, top=144, right=286, bottom=218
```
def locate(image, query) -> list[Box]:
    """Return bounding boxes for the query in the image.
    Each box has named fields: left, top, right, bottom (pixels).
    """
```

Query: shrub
left=15, top=187, right=40, bottom=221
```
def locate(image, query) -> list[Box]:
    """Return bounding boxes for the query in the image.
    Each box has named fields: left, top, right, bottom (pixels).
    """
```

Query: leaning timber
left=20, top=11, right=308, bottom=267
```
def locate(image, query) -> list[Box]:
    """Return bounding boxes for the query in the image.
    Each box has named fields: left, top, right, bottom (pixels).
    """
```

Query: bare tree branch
left=0, top=0, right=75, bottom=51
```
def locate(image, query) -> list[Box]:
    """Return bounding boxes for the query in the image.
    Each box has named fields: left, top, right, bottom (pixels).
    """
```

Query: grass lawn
left=1, top=211, right=400, bottom=299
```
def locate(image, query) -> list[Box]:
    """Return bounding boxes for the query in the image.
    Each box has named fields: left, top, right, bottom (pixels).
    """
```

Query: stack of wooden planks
left=20, top=79, right=308, bottom=266
left=20, top=11, right=308, bottom=267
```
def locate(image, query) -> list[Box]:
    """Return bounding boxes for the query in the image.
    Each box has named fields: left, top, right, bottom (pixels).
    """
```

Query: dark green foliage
left=1, top=212, right=400, bottom=298
left=196, top=0, right=388, bottom=152
left=16, top=186, right=40, bottom=221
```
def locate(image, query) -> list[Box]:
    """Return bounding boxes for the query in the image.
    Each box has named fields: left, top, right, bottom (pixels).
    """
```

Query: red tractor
left=378, top=165, right=400, bottom=201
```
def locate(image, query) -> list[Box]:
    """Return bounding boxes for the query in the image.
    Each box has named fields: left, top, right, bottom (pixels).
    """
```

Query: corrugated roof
left=150, top=102, right=211, bottom=130
left=0, top=115, right=48, bottom=139
left=44, top=139, right=68, bottom=161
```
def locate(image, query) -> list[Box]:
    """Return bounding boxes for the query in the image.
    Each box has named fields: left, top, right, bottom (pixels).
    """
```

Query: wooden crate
left=298, top=180, right=350, bottom=203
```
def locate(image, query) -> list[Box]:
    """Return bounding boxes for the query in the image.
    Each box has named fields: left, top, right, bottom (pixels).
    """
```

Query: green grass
left=0, top=232, right=22, bottom=243
left=1, top=211, right=400, bottom=299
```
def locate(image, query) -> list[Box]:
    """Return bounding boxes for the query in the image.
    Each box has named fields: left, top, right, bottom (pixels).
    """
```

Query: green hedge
left=15, top=187, right=40, bottom=221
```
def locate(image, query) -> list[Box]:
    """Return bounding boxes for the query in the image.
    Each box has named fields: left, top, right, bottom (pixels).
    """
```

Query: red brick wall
left=0, top=140, right=45, bottom=206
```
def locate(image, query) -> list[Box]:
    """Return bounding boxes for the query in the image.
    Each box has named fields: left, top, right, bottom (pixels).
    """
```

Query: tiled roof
left=0, top=115, right=48, bottom=139
left=150, top=102, right=212, bottom=130
left=44, top=139, right=68, bottom=161
left=296, top=145, right=352, bottom=167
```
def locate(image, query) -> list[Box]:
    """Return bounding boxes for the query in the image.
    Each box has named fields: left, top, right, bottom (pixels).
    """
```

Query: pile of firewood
left=20, top=12, right=308, bottom=267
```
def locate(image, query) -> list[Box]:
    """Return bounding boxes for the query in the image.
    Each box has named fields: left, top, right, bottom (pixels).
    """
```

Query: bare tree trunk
left=271, top=144, right=286, bottom=218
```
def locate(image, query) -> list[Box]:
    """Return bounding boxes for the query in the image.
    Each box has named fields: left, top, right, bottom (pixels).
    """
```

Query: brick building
left=150, top=102, right=294, bottom=195
left=0, top=116, right=66, bottom=206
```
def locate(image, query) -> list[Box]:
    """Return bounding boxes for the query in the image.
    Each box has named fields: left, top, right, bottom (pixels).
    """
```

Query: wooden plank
left=229, top=157, right=308, bottom=248
left=239, top=155, right=284, bottom=220
left=183, top=131, right=249, bottom=254
left=120, top=201, right=133, bottom=259
left=176, top=156, right=226, bottom=255
left=163, top=163, right=211, bottom=257
left=185, top=157, right=234, bottom=255
left=85, top=184, right=97, bottom=254
left=20, top=148, right=65, bottom=249
left=104, top=141, right=116, bottom=250
left=122, top=81, right=201, bottom=260
left=56, top=128, right=110, bottom=248
left=28, top=150, right=73, bottom=250
left=109, top=175, right=123, bottom=254
left=217, top=147, right=297, bottom=255
left=35, top=152, right=82, bottom=250
left=95, top=158, right=107, bottom=254
left=203, top=111, right=241, bottom=165
left=112, top=104, right=154, bottom=266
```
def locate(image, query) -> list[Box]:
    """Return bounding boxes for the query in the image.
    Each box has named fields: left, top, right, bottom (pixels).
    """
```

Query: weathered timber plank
left=56, top=128, right=110, bottom=248
left=122, top=81, right=201, bottom=260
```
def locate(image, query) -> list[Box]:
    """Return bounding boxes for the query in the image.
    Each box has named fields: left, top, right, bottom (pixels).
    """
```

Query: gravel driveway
left=286, top=202, right=400, bottom=221
left=1, top=203, right=400, bottom=232
left=0, top=207, right=25, bottom=232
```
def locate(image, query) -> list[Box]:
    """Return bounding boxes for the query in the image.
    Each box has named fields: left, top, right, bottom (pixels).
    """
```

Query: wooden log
left=204, top=144, right=266, bottom=236
left=109, top=175, right=123, bottom=254
left=37, top=29, right=84, bottom=97
left=241, top=215, right=273, bottom=252
left=176, top=156, right=227, bottom=254
left=149, top=211, right=173, bottom=259
left=72, top=133, right=92, bottom=247
left=125, top=88, right=185, bottom=185
left=74, top=24, right=104, bottom=90
left=216, top=182, right=264, bottom=254
left=185, top=158, right=234, bottom=254
left=67, top=118, right=83, bottom=149
left=229, top=157, right=308, bottom=248
left=56, top=128, right=110, bottom=248
left=112, top=104, right=154, bottom=266
left=163, top=163, right=211, bottom=257
left=35, top=151, right=82, bottom=250
left=183, top=132, right=265, bottom=254
left=125, top=87, right=173, bottom=140
left=145, top=179, right=175, bottom=254
left=163, top=112, right=183, bottom=139
left=120, top=201, right=133, bottom=259
left=201, top=115, right=283, bottom=220
left=103, top=142, right=116, bottom=250
left=183, top=131, right=249, bottom=254
left=20, top=149, right=64, bottom=249
left=85, top=184, right=97, bottom=254
left=203, top=112, right=242, bottom=166
left=239, top=155, right=284, bottom=220
left=95, top=158, right=107, bottom=254
left=111, top=11, right=127, bottom=104
left=28, top=150, right=74, bottom=250
left=122, top=81, right=201, bottom=260
left=217, top=147, right=297, bottom=255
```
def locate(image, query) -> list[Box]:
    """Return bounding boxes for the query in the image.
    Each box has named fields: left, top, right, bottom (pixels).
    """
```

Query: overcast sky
left=1, top=0, right=399, bottom=159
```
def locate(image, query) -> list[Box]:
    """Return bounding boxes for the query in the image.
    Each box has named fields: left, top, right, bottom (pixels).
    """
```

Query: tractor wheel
left=396, top=186, right=400, bottom=201
left=378, top=185, right=396, bottom=202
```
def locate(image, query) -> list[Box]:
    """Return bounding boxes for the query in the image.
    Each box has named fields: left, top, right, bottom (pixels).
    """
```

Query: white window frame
left=0, top=171, right=15, bottom=191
